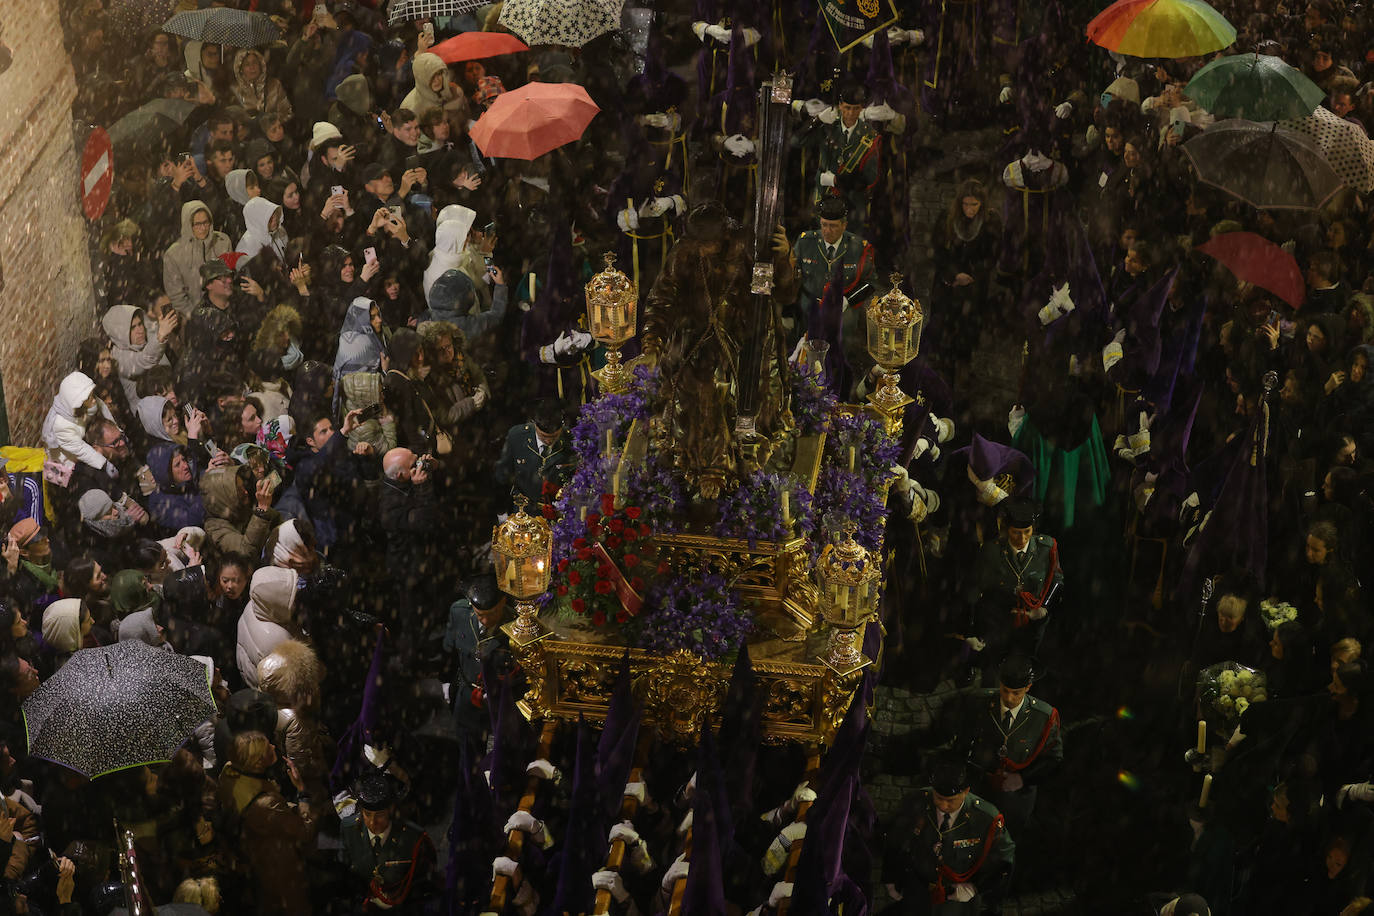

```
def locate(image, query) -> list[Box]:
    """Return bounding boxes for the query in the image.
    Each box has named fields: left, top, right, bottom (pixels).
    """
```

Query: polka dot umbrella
left=23, top=641, right=216, bottom=779
left=1086, top=0, right=1236, bottom=59
left=498, top=0, right=624, bottom=48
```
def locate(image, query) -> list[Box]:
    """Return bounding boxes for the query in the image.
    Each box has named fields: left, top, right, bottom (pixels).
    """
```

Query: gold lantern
left=585, top=252, right=639, bottom=395
left=866, top=274, right=925, bottom=431
left=492, top=495, right=553, bottom=646
left=813, top=523, right=879, bottom=675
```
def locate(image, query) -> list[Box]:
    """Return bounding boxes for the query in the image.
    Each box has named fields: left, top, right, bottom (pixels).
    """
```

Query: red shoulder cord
left=1012, top=539, right=1059, bottom=627
left=364, top=834, right=432, bottom=910
left=930, top=813, right=1006, bottom=904
left=1001, top=707, right=1061, bottom=773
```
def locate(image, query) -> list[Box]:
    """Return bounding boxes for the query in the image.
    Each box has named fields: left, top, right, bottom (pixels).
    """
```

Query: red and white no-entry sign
left=81, top=127, right=113, bottom=221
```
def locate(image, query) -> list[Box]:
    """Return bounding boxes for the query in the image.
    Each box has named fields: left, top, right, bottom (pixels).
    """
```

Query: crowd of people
left=0, top=0, right=1369, bottom=912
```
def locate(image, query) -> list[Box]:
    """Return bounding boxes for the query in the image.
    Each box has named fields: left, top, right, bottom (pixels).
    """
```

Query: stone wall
left=0, top=0, right=96, bottom=444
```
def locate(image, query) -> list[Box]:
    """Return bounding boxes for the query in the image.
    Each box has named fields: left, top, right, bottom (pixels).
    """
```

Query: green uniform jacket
left=793, top=229, right=877, bottom=308
left=883, top=790, right=1015, bottom=910
left=814, top=120, right=882, bottom=220
left=340, top=814, right=436, bottom=913
left=970, top=533, right=1061, bottom=636
left=948, top=689, right=1064, bottom=784
left=493, top=421, right=577, bottom=508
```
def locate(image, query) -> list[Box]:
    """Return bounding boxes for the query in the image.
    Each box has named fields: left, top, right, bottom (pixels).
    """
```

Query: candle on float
left=1196, top=720, right=1206, bottom=755
left=1199, top=774, right=1213, bottom=808
left=605, top=429, right=613, bottom=455
left=848, top=446, right=856, bottom=473
left=782, top=491, right=791, bottom=526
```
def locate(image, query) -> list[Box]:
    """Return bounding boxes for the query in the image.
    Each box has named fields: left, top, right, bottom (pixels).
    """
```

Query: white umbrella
left=498, top=0, right=623, bottom=47
left=1279, top=105, right=1374, bottom=193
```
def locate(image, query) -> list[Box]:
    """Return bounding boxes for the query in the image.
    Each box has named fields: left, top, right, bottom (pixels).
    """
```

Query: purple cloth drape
left=329, top=626, right=384, bottom=792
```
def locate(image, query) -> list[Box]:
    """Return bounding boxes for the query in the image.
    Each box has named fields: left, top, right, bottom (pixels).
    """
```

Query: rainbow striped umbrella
left=1086, top=0, right=1236, bottom=59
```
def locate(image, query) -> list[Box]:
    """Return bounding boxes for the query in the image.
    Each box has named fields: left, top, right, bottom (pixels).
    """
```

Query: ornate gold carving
left=512, top=638, right=551, bottom=720
left=637, top=650, right=729, bottom=744
left=763, top=677, right=815, bottom=727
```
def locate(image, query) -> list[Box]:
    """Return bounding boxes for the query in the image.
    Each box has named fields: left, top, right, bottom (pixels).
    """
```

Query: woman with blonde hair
left=217, top=730, right=317, bottom=914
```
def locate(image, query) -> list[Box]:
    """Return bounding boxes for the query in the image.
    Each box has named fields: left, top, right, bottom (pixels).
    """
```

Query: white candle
left=1196, top=720, right=1206, bottom=755
left=782, top=492, right=791, bottom=526
left=1199, top=774, right=1212, bottom=808
left=848, top=446, right=856, bottom=473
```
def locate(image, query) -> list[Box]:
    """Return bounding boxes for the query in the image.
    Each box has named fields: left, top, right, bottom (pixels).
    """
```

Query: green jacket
left=882, top=790, right=1015, bottom=910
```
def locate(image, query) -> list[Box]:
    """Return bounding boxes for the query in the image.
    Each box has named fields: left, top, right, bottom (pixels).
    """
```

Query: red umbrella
left=469, top=82, right=600, bottom=160
left=430, top=31, right=529, bottom=64
left=1197, top=231, right=1305, bottom=310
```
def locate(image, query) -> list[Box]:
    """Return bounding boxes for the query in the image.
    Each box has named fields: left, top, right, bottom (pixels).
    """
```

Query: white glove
left=769, top=882, right=795, bottom=906
left=817, top=106, right=838, bottom=125
left=677, top=809, right=693, bottom=835
left=526, top=758, right=560, bottom=782
left=863, top=102, right=898, bottom=122
left=966, top=636, right=987, bottom=651
left=642, top=112, right=669, bottom=128
left=890, top=464, right=914, bottom=497
left=705, top=23, right=731, bottom=42
left=504, top=810, right=541, bottom=835
left=662, top=854, right=690, bottom=889
left=723, top=134, right=756, bottom=157
left=646, top=196, right=674, bottom=217
left=570, top=329, right=595, bottom=351
left=552, top=331, right=575, bottom=357
left=617, top=206, right=639, bottom=232
left=1126, top=411, right=1151, bottom=452
left=792, top=783, right=817, bottom=805
left=692, top=20, right=710, bottom=40
left=1037, top=282, right=1075, bottom=326
left=933, top=416, right=955, bottom=443
left=905, top=28, right=925, bottom=44
left=623, top=781, right=647, bottom=804
left=492, top=855, right=520, bottom=877
left=819, top=170, right=836, bottom=188
left=780, top=821, right=807, bottom=843
left=911, top=438, right=932, bottom=461
left=909, top=482, right=940, bottom=522
left=952, top=883, right=976, bottom=903
left=1026, top=606, right=1048, bottom=621
left=609, top=821, right=640, bottom=845
left=1008, top=405, right=1027, bottom=437
left=1340, top=783, right=1374, bottom=806
left=592, top=869, right=630, bottom=902
left=999, top=86, right=1013, bottom=104
left=1055, top=101, right=1073, bottom=118
left=1102, top=328, right=1126, bottom=371
left=804, top=98, right=829, bottom=117
left=969, top=467, right=1008, bottom=506
left=741, top=27, right=761, bottom=46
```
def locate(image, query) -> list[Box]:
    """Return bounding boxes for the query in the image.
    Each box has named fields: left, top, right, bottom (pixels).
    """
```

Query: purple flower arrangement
left=788, top=361, right=838, bottom=436
left=636, top=572, right=753, bottom=660
left=713, top=470, right=813, bottom=545
left=810, top=410, right=900, bottom=554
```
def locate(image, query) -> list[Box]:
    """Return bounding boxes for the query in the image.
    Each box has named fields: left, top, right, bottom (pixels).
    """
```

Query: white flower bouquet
left=1199, top=662, right=1269, bottom=725
left=1259, top=598, right=1298, bottom=631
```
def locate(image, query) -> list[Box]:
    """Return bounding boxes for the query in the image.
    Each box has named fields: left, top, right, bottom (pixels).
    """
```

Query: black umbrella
left=136, top=98, right=199, bottom=124
left=23, top=641, right=216, bottom=779
left=108, top=108, right=181, bottom=161
left=163, top=8, right=282, bottom=49
left=1182, top=118, right=1344, bottom=211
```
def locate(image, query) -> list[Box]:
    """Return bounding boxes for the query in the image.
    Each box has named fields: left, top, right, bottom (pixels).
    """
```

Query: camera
left=415, top=454, right=436, bottom=474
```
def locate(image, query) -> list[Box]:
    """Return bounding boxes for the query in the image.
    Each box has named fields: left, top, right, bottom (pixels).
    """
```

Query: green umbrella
left=1184, top=53, right=1325, bottom=121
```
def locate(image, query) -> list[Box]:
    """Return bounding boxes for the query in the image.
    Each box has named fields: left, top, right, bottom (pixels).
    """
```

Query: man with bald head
left=379, top=447, right=442, bottom=654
